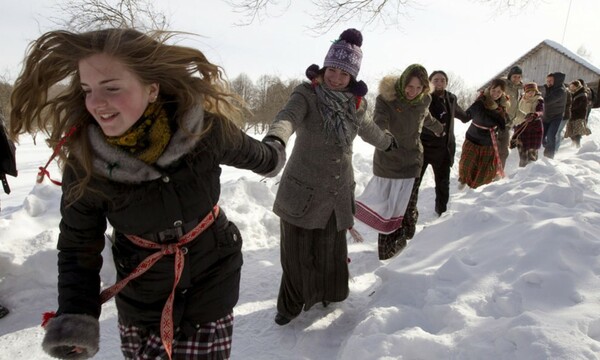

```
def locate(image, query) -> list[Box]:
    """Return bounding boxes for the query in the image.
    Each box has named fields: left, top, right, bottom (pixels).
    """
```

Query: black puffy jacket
left=56, top=109, right=279, bottom=333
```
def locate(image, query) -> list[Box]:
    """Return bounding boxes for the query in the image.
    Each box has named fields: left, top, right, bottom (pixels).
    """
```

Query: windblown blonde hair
left=10, top=28, right=244, bottom=201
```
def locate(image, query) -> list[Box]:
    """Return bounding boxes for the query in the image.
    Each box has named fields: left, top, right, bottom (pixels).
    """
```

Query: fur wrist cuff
left=42, top=313, right=99, bottom=359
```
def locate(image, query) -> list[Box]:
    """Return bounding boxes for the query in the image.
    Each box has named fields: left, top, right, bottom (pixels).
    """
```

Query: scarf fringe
left=348, top=227, right=364, bottom=243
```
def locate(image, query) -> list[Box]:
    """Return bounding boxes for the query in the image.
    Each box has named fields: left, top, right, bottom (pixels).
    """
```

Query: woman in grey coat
left=264, top=29, right=395, bottom=325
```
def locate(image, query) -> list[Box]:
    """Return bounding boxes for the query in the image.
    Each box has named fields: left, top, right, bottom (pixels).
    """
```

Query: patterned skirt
left=119, top=312, right=233, bottom=359
left=564, top=118, right=591, bottom=138
left=354, top=176, right=415, bottom=234
left=458, top=139, right=497, bottom=189
left=511, top=118, right=543, bottom=150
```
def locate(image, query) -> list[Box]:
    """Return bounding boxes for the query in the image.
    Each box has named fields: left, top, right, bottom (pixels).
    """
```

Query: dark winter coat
left=372, top=75, right=444, bottom=179
left=266, top=82, right=393, bottom=231
left=465, top=92, right=509, bottom=146
left=570, top=86, right=588, bottom=121
left=542, top=72, right=567, bottom=123
left=56, top=106, right=281, bottom=332
left=421, top=90, right=470, bottom=167
left=0, top=116, right=17, bottom=195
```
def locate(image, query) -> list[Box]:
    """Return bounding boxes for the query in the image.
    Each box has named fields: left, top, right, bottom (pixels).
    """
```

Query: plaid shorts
left=119, top=312, right=234, bottom=359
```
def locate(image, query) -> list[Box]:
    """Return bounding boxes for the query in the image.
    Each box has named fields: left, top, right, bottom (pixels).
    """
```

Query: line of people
left=3, top=25, right=597, bottom=360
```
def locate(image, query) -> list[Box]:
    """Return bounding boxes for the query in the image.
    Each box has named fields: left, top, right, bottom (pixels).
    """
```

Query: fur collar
left=87, top=104, right=205, bottom=183
left=378, top=75, right=401, bottom=102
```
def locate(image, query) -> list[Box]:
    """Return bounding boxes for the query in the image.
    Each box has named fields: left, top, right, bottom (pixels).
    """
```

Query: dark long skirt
left=458, top=139, right=497, bottom=189
left=277, top=215, right=349, bottom=319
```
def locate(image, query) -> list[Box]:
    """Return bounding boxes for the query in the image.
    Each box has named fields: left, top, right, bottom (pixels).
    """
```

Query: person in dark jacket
left=415, top=70, right=470, bottom=217
left=458, top=78, right=510, bottom=189
left=541, top=72, right=567, bottom=158
left=0, top=114, right=17, bottom=320
left=565, top=80, right=591, bottom=147
left=265, top=29, right=395, bottom=326
left=1, top=114, right=18, bottom=207
left=9, top=28, right=285, bottom=360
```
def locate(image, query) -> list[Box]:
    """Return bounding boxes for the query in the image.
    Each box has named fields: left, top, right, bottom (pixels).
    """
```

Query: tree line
left=0, top=72, right=477, bottom=134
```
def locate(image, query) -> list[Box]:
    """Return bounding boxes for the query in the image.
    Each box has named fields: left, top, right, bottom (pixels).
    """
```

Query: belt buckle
left=158, top=226, right=184, bottom=244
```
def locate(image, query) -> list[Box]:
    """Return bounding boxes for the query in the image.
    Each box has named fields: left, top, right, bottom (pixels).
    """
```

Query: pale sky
left=1, top=0, right=600, bottom=89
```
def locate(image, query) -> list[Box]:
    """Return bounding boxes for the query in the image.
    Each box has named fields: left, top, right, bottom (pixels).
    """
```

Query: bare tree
left=226, top=0, right=544, bottom=34
left=231, top=73, right=258, bottom=110
left=446, top=72, right=478, bottom=109
left=51, top=0, right=169, bottom=32
left=577, top=45, right=593, bottom=62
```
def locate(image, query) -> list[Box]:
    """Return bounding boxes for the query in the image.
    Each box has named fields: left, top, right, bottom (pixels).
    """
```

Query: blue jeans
left=543, top=119, right=562, bottom=158
left=554, top=119, right=568, bottom=151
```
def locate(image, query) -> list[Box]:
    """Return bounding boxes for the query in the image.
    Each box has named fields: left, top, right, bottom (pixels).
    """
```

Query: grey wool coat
left=266, top=82, right=393, bottom=231
left=372, top=75, right=444, bottom=179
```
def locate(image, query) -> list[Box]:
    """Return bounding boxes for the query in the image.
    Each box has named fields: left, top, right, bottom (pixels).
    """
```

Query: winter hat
left=523, top=82, right=539, bottom=93
left=507, top=65, right=523, bottom=79
left=323, top=29, right=363, bottom=79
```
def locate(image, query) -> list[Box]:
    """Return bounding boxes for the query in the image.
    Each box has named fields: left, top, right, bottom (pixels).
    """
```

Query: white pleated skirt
left=354, top=176, right=415, bottom=234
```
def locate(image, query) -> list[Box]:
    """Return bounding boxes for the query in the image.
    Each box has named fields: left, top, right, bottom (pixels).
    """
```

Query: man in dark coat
left=541, top=72, right=567, bottom=159
left=415, top=70, right=470, bottom=217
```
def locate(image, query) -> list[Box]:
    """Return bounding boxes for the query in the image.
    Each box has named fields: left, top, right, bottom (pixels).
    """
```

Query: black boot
left=0, top=305, right=9, bottom=319
left=274, top=313, right=291, bottom=326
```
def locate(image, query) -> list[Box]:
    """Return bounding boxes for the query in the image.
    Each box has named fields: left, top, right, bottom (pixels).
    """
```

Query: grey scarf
left=315, top=84, right=358, bottom=148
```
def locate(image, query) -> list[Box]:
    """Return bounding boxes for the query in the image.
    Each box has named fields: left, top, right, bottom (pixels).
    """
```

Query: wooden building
left=480, top=39, right=600, bottom=106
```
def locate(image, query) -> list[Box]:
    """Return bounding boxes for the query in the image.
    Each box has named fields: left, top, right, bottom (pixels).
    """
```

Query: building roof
left=480, top=39, right=600, bottom=90
left=537, top=39, right=600, bottom=75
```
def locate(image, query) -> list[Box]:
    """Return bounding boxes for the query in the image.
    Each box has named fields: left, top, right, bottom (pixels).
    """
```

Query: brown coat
left=372, top=75, right=444, bottom=179
left=267, top=82, right=392, bottom=231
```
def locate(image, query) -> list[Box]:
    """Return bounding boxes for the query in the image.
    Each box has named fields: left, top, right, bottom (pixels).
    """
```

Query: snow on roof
left=479, top=39, right=600, bottom=90
left=542, top=39, right=600, bottom=75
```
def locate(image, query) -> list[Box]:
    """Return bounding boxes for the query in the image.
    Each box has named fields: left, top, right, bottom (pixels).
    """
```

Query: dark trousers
left=543, top=119, right=562, bottom=158
left=416, top=147, right=451, bottom=216
left=496, top=127, right=510, bottom=168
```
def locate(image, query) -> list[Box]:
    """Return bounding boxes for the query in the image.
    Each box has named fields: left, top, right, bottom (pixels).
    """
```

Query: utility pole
left=562, top=0, right=573, bottom=43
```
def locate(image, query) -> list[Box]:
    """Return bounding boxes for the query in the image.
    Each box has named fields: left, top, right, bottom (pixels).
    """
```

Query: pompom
left=339, top=28, right=363, bottom=47
left=305, top=64, right=320, bottom=80
left=351, top=80, right=368, bottom=97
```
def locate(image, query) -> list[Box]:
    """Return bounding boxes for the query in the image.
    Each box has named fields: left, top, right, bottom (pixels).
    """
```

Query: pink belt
left=100, top=205, right=220, bottom=360
left=471, top=123, right=505, bottom=178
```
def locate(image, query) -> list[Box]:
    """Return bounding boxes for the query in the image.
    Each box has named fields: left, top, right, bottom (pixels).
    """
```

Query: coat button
left=173, top=220, right=183, bottom=227
left=335, top=175, right=340, bottom=179
left=162, top=176, right=170, bottom=183
left=335, top=159, right=341, bottom=163
left=233, top=234, right=238, bottom=241
left=181, top=247, right=188, bottom=255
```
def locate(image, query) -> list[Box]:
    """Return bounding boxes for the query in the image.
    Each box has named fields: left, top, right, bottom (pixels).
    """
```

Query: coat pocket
left=275, top=174, right=314, bottom=217
left=217, top=220, right=243, bottom=249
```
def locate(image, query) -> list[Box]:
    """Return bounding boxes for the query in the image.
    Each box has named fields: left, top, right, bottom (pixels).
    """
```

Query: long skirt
left=511, top=118, right=543, bottom=150
left=458, top=139, right=497, bottom=189
left=119, top=312, right=234, bottom=359
left=277, top=215, right=349, bottom=319
left=354, top=176, right=415, bottom=234
left=564, top=118, right=591, bottom=138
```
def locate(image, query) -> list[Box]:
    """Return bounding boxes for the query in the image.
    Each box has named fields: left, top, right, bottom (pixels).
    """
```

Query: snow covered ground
left=1, top=112, right=600, bottom=359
